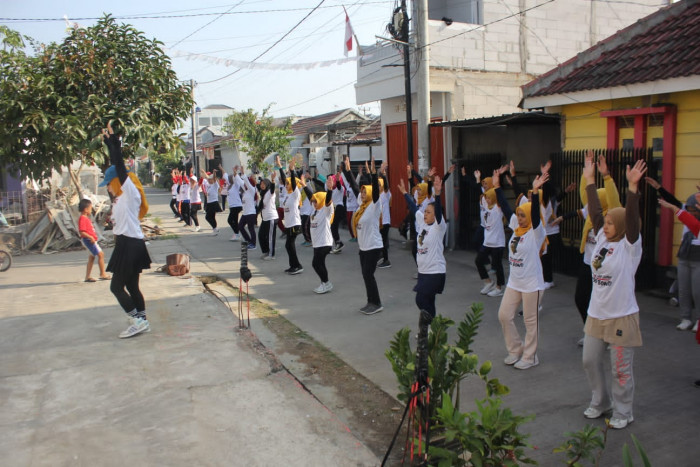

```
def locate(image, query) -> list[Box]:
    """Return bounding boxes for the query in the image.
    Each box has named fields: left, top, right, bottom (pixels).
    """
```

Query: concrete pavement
left=2, top=186, right=700, bottom=466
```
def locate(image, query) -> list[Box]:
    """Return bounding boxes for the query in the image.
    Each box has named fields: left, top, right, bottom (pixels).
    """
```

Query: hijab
left=351, top=179, right=383, bottom=237
left=605, top=207, right=627, bottom=243
left=108, top=172, right=148, bottom=220
left=311, top=192, right=334, bottom=224
left=580, top=188, right=612, bottom=252
left=481, top=177, right=494, bottom=191
left=482, top=188, right=497, bottom=209
left=415, top=183, right=429, bottom=206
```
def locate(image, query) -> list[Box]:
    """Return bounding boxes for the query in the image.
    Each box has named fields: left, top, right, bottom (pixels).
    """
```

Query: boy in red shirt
left=78, top=199, right=110, bottom=282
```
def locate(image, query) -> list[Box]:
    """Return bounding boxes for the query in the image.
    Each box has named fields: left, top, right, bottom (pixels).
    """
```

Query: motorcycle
left=0, top=246, right=11, bottom=272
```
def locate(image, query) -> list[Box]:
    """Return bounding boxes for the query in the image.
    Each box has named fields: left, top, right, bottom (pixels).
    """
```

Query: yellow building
left=521, top=0, right=700, bottom=267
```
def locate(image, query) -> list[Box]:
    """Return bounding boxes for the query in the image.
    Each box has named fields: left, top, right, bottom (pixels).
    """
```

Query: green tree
left=0, top=16, right=193, bottom=181
left=222, top=105, right=292, bottom=172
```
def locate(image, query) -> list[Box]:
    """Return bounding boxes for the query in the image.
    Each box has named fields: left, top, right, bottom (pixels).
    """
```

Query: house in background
left=355, top=0, right=666, bottom=235
left=521, top=0, right=700, bottom=272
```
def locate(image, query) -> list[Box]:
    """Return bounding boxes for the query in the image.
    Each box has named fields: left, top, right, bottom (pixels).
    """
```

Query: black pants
left=258, top=219, right=277, bottom=256
left=285, top=225, right=302, bottom=268
left=110, top=271, right=145, bottom=315
left=312, top=246, right=332, bottom=283
left=380, top=224, right=391, bottom=261
left=575, top=262, right=593, bottom=323
left=169, top=198, right=179, bottom=217
left=359, top=248, right=382, bottom=306
left=331, top=204, right=346, bottom=243
left=189, top=203, right=201, bottom=227
left=301, top=214, right=311, bottom=242
left=181, top=201, right=191, bottom=225
left=221, top=194, right=227, bottom=210
left=227, top=206, right=242, bottom=234
left=205, top=202, right=219, bottom=229
left=541, top=232, right=563, bottom=283
left=414, top=273, right=446, bottom=318
left=239, top=214, right=256, bottom=245
left=475, top=246, right=505, bottom=286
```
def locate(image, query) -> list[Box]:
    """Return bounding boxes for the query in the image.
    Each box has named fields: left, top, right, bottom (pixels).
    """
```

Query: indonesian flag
left=344, top=7, right=354, bottom=57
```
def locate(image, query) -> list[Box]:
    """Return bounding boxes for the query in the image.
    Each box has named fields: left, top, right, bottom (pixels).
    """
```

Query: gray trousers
left=582, top=335, right=635, bottom=421
left=677, top=258, right=700, bottom=321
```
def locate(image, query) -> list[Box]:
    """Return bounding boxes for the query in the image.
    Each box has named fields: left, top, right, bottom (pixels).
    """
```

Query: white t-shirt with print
left=111, top=177, right=144, bottom=239
left=380, top=190, right=392, bottom=225
left=310, top=204, right=334, bottom=248
left=227, top=176, right=243, bottom=208
left=277, top=185, right=287, bottom=208
left=239, top=176, right=257, bottom=216
left=415, top=210, right=447, bottom=274
left=544, top=199, right=560, bottom=236
left=331, top=185, right=345, bottom=207
left=342, top=173, right=359, bottom=211
left=283, top=188, right=301, bottom=228
left=506, top=215, right=546, bottom=293
left=356, top=201, right=383, bottom=251
left=588, top=229, right=642, bottom=320
left=202, top=179, right=219, bottom=204
left=300, top=194, right=313, bottom=216
left=261, top=188, right=278, bottom=221
left=481, top=204, right=505, bottom=248
left=171, top=182, right=178, bottom=199
left=189, top=178, right=202, bottom=204
left=180, top=179, right=190, bottom=202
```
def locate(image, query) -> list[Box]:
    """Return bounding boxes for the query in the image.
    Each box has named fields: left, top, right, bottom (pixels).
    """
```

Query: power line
left=198, top=0, right=327, bottom=85
left=170, top=1, right=245, bottom=48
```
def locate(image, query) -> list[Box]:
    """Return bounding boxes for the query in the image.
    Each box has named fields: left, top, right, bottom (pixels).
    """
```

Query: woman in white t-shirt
left=342, top=170, right=359, bottom=243
left=399, top=175, right=447, bottom=318
left=169, top=169, right=181, bottom=219
left=476, top=187, right=506, bottom=298
left=99, top=123, right=152, bottom=339
left=494, top=168, right=549, bottom=370
left=277, top=156, right=304, bottom=275
left=377, top=163, right=393, bottom=269
left=188, top=172, right=202, bottom=232
left=237, top=170, right=258, bottom=249
left=581, top=156, right=646, bottom=430
left=200, top=170, right=222, bottom=235
left=257, top=171, right=279, bottom=260
left=299, top=173, right=314, bottom=246
left=302, top=177, right=335, bottom=294
left=343, top=156, right=384, bottom=315
left=226, top=167, right=244, bottom=241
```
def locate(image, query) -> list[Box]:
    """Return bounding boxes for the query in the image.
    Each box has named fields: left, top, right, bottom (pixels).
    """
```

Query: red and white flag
left=344, top=7, right=354, bottom=57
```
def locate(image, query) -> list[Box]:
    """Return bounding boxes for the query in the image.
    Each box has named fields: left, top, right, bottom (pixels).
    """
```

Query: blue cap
left=98, top=166, right=118, bottom=187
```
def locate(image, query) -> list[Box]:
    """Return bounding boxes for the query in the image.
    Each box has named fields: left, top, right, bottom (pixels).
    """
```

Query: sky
left=1, top=0, right=395, bottom=118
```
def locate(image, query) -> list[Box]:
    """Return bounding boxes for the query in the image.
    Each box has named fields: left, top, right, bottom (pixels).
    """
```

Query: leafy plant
left=554, top=424, right=606, bottom=466
left=622, top=434, right=651, bottom=467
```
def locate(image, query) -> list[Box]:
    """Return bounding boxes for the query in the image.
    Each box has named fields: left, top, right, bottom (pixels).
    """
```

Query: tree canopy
left=222, top=105, right=292, bottom=172
left=0, top=16, right=194, bottom=181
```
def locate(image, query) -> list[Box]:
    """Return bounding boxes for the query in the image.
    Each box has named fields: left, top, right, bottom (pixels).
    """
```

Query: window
left=429, top=0, right=482, bottom=25
left=212, top=117, right=223, bottom=126
left=622, top=139, right=634, bottom=150
left=198, top=117, right=211, bottom=127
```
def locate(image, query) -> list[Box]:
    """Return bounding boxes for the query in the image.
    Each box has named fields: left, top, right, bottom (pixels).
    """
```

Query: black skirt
left=107, top=234, right=152, bottom=276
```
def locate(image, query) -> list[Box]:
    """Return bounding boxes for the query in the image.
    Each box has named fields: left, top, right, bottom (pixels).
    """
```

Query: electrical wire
left=170, top=1, right=245, bottom=48
left=198, top=0, right=327, bottom=85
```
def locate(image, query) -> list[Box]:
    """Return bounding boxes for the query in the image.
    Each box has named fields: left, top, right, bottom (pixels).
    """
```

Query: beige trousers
left=498, top=287, right=542, bottom=363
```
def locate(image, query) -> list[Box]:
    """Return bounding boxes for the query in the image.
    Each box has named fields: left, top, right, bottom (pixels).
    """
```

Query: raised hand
left=533, top=172, right=550, bottom=191
left=398, top=178, right=407, bottom=195
left=474, top=169, right=481, bottom=182
left=659, top=198, right=679, bottom=214
left=428, top=167, right=437, bottom=178
left=626, top=159, right=647, bottom=192
left=551, top=216, right=564, bottom=226
left=344, top=156, right=351, bottom=172
left=433, top=175, right=442, bottom=196
left=644, top=176, right=661, bottom=190
left=461, top=166, right=466, bottom=177
left=370, top=155, right=376, bottom=174
left=492, top=169, right=501, bottom=189
left=596, top=154, right=609, bottom=177
left=540, top=160, right=552, bottom=175
left=583, top=151, right=595, bottom=183
left=565, top=181, right=577, bottom=193
left=448, top=164, right=456, bottom=174
left=509, top=160, right=516, bottom=177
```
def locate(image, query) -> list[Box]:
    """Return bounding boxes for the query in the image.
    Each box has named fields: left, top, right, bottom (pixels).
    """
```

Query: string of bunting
left=167, top=49, right=368, bottom=70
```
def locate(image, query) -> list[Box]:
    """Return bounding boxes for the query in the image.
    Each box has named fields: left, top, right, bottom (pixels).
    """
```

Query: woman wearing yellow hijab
left=343, top=156, right=384, bottom=315
left=276, top=155, right=304, bottom=275
left=581, top=154, right=646, bottom=430
left=302, top=177, right=335, bottom=294
left=493, top=167, right=549, bottom=370
left=99, top=122, right=152, bottom=339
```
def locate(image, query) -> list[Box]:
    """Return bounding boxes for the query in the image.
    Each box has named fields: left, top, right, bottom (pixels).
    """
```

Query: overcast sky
left=1, top=0, right=394, bottom=118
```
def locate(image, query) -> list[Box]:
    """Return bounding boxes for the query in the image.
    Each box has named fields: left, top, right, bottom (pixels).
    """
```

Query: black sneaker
left=289, top=267, right=304, bottom=275
left=377, top=260, right=391, bottom=269
left=361, top=303, right=384, bottom=315
left=284, top=267, right=293, bottom=274
left=331, top=242, right=344, bottom=254
left=359, top=303, right=371, bottom=313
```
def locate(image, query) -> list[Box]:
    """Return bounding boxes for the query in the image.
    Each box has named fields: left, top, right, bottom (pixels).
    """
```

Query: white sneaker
left=212, top=228, right=219, bottom=236
left=693, top=320, right=699, bottom=332
left=514, top=356, right=539, bottom=370
left=324, top=282, right=333, bottom=292
left=119, top=317, right=150, bottom=338
left=583, top=406, right=611, bottom=419
left=677, top=319, right=693, bottom=330
left=608, top=416, right=633, bottom=429
left=544, top=281, right=555, bottom=290
left=504, top=354, right=520, bottom=365
left=230, top=234, right=240, bottom=241
left=194, top=226, right=201, bottom=232
left=487, top=287, right=504, bottom=297
left=480, top=281, right=496, bottom=295
left=314, top=283, right=326, bottom=294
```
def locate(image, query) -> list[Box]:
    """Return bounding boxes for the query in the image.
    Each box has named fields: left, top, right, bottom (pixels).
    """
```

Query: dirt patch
left=206, top=280, right=407, bottom=464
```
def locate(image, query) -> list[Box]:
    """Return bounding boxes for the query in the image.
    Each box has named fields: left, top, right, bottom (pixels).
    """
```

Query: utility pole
left=416, top=0, right=430, bottom=171
left=190, top=79, right=197, bottom=174
left=397, top=1, right=414, bottom=166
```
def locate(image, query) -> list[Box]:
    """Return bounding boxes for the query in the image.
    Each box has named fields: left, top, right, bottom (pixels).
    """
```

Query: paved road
left=147, top=188, right=700, bottom=466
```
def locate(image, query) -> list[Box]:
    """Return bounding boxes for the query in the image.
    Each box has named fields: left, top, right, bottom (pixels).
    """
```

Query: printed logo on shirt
left=418, top=229, right=427, bottom=247
left=483, top=212, right=490, bottom=223
left=510, top=236, right=523, bottom=254
left=592, top=247, right=612, bottom=270
left=587, top=232, right=597, bottom=245
left=417, top=247, right=429, bottom=255
left=592, top=273, right=613, bottom=287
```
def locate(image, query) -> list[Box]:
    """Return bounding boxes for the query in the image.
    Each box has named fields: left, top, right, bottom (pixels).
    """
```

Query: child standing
left=78, top=198, right=110, bottom=282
